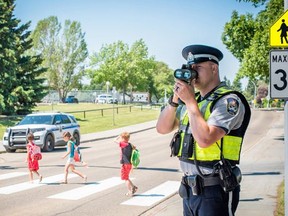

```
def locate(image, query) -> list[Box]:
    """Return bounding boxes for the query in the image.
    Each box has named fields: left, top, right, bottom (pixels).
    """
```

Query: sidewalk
left=0, top=120, right=158, bottom=153
left=80, top=120, right=158, bottom=144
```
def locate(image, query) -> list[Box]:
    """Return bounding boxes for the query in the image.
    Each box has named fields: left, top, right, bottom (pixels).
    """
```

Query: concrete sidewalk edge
left=0, top=120, right=158, bottom=153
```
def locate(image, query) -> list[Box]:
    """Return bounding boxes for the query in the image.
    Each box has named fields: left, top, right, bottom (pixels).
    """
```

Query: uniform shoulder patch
left=226, top=98, right=239, bottom=116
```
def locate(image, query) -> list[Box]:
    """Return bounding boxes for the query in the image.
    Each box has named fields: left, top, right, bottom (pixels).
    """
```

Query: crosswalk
left=0, top=174, right=77, bottom=194
left=48, top=177, right=125, bottom=200
left=0, top=171, right=180, bottom=207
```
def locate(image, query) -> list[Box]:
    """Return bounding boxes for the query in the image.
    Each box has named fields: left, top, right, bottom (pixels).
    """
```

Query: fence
left=66, top=104, right=162, bottom=119
left=41, top=90, right=153, bottom=104
left=66, top=105, right=133, bottom=118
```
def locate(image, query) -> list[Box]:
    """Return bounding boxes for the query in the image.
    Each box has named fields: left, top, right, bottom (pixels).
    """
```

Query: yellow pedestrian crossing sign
left=270, top=10, right=288, bottom=47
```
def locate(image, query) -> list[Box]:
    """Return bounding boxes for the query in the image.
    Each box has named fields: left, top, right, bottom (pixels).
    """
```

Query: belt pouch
left=186, top=175, right=202, bottom=196
left=170, top=131, right=181, bottom=157
left=181, top=134, right=193, bottom=158
left=179, top=181, right=189, bottom=199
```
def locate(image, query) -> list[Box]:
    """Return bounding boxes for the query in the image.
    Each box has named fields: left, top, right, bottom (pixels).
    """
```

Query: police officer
left=156, top=44, right=251, bottom=216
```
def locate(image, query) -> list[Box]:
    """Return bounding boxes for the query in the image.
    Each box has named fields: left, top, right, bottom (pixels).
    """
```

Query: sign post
left=270, top=5, right=288, bottom=215
left=270, top=50, right=288, bottom=216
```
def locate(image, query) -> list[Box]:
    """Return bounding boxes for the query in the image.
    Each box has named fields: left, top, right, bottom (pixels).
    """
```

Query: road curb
left=0, top=120, right=158, bottom=153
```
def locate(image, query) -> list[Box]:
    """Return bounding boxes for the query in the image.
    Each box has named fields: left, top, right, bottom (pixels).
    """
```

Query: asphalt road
left=0, top=109, right=285, bottom=216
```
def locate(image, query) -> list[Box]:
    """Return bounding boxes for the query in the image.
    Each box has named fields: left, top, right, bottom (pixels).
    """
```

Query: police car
left=2, top=112, right=80, bottom=152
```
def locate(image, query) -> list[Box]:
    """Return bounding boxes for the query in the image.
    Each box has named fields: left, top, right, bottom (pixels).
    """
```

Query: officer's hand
left=174, top=79, right=195, bottom=104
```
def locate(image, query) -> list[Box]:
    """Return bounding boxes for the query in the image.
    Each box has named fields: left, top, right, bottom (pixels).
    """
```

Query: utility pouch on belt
left=179, top=175, right=202, bottom=198
left=181, top=134, right=193, bottom=159
left=218, top=160, right=241, bottom=192
left=170, top=131, right=181, bottom=157
left=179, top=181, right=189, bottom=199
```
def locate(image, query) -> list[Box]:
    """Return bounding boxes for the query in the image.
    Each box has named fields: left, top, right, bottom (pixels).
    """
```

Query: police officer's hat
left=182, top=44, right=223, bottom=65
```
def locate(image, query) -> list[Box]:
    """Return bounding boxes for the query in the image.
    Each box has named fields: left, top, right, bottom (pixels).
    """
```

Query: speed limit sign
left=270, top=49, right=288, bottom=99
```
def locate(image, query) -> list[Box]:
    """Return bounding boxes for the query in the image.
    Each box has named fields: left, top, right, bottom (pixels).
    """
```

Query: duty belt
left=182, top=175, right=221, bottom=187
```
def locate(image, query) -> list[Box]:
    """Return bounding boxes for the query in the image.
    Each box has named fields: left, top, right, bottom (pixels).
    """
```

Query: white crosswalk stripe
left=48, top=177, right=125, bottom=200
left=0, top=174, right=77, bottom=194
left=0, top=172, right=27, bottom=180
left=0, top=171, right=179, bottom=207
left=121, top=181, right=180, bottom=206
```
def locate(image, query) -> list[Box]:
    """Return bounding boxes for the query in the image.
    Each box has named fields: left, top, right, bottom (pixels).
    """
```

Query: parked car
left=95, top=94, right=118, bottom=104
left=65, top=95, right=78, bottom=103
left=2, top=112, right=80, bottom=152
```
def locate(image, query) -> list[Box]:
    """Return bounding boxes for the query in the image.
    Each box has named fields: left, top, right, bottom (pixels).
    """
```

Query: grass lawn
left=275, top=181, right=284, bottom=216
left=0, top=103, right=161, bottom=137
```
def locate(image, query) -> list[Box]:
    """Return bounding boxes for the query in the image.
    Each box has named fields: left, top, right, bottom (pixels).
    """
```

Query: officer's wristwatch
left=168, top=95, right=179, bottom=107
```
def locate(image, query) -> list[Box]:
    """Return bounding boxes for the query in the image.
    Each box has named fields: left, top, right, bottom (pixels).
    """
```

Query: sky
left=14, top=0, right=265, bottom=86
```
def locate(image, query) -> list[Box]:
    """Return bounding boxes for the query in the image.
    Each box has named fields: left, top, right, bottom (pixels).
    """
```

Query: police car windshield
left=19, top=115, right=53, bottom=125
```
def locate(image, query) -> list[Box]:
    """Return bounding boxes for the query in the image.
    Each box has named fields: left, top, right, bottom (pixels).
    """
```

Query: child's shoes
left=132, top=186, right=138, bottom=195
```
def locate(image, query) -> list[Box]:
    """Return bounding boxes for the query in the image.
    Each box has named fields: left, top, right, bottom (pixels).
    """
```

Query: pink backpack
left=29, top=144, right=42, bottom=160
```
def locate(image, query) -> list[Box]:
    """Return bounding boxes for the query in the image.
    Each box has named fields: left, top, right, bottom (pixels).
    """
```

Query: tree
left=236, top=0, right=268, bottom=6
left=222, top=0, right=283, bottom=85
left=231, top=76, right=243, bottom=92
left=223, top=76, right=232, bottom=87
left=88, top=39, right=155, bottom=103
left=149, top=61, right=174, bottom=102
left=0, top=0, right=47, bottom=115
left=31, top=16, right=88, bottom=102
left=239, top=0, right=283, bottom=82
left=222, top=11, right=256, bottom=61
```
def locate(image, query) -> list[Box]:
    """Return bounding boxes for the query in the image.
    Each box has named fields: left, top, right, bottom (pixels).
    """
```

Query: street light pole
left=106, top=81, right=110, bottom=95
left=250, top=81, right=257, bottom=109
left=112, top=87, right=116, bottom=126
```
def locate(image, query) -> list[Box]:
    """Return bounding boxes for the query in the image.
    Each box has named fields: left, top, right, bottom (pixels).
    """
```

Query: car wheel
left=43, top=134, right=55, bottom=152
left=4, top=146, right=16, bottom=153
left=74, top=98, right=79, bottom=103
left=73, top=132, right=80, bottom=146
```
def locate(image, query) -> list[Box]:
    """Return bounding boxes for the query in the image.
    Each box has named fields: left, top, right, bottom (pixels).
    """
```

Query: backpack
left=74, top=147, right=82, bottom=162
left=130, top=147, right=140, bottom=168
left=29, top=144, right=42, bottom=161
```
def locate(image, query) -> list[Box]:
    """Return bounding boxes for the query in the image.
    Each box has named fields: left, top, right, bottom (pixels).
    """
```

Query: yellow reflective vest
left=177, top=83, right=251, bottom=167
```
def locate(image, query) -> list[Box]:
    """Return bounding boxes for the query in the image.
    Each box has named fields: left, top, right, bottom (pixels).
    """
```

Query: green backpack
left=130, top=147, right=140, bottom=168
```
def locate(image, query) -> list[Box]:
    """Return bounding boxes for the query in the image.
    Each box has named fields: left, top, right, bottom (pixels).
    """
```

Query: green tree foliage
left=222, top=11, right=256, bottom=61
left=148, top=61, right=174, bottom=102
left=231, top=76, right=243, bottom=92
left=236, top=0, right=268, bottom=7
left=88, top=39, right=156, bottom=103
left=0, top=0, right=47, bottom=115
left=31, top=16, right=88, bottom=102
left=223, top=76, right=232, bottom=87
left=223, top=0, right=283, bottom=83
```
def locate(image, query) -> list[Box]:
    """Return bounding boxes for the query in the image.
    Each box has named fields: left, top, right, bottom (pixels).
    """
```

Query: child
left=26, top=133, right=42, bottom=183
left=114, top=132, right=138, bottom=196
left=61, top=131, right=87, bottom=184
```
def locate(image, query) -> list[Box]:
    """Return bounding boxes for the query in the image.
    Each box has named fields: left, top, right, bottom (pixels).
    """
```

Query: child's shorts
left=121, top=164, right=132, bottom=180
left=66, top=157, right=75, bottom=165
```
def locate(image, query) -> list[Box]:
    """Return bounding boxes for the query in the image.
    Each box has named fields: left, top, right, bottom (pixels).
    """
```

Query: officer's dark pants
left=182, top=185, right=240, bottom=216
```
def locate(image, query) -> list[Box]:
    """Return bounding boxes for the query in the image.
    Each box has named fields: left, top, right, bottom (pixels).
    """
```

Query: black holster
left=218, top=161, right=241, bottom=192
left=170, top=131, right=181, bottom=157
left=179, top=175, right=203, bottom=198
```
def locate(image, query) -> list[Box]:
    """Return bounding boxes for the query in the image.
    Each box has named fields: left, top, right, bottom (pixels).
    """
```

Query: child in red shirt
left=114, top=132, right=138, bottom=196
left=26, top=133, right=42, bottom=183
